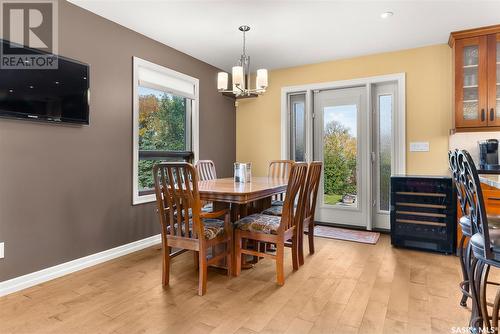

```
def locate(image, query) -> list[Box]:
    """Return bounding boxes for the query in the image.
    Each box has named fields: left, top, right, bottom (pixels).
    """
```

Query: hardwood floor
left=0, top=235, right=475, bottom=333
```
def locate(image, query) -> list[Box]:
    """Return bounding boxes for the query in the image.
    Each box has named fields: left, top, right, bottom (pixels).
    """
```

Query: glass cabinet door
left=488, top=33, right=500, bottom=126
left=455, top=36, right=488, bottom=128
left=497, top=39, right=500, bottom=117
left=497, top=39, right=500, bottom=114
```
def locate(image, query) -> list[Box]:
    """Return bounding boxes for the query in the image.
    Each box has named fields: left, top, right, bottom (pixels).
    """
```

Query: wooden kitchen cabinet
left=457, top=182, right=500, bottom=249
left=450, top=25, right=500, bottom=131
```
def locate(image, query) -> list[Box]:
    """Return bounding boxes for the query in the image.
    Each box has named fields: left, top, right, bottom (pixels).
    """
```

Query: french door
left=313, top=87, right=369, bottom=228
left=286, top=77, right=402, bottom=230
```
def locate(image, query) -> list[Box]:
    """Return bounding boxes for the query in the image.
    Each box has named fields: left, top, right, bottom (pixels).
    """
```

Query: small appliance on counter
left=479, top=139, right=500, bottom=171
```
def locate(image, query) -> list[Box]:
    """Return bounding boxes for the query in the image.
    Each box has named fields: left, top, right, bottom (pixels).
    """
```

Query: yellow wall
left=236, top=44, right=452, bottom=177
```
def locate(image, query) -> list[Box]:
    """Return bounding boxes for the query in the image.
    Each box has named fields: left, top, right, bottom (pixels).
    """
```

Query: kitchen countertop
left=478, top=169, right=500, bottom=175
left=479, top=174, right=500, bottom=189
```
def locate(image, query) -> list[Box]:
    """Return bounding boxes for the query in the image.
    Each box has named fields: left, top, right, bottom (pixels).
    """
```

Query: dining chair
left=268, top=160, right=295, bottom=206
left=153, top=162, right=232, bottom=296
left=234, top=162, right=308, bottom=285
left=195, top=160, right=217, bottom=212
left=298, top=161, right=322, bottom=265
left=262, top=162, right=323, bottom=265
left=195, top=160, right=217, bottom=181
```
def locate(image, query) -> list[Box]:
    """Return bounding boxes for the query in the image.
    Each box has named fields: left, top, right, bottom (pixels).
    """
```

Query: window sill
left=133, top=194, right=156, bottom=206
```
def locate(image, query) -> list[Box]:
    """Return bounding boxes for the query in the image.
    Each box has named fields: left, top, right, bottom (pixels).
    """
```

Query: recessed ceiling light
left=380, top=11, right=394, bottom=19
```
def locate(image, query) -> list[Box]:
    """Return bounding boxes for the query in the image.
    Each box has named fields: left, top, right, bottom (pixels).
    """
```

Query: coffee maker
left=479, top=139, right=500, bottom=170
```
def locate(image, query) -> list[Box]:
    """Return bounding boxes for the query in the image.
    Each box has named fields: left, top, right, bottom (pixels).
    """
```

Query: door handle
left=491, top=108, right=495, bottom=122
left=481, top=109, right=486, bottom=122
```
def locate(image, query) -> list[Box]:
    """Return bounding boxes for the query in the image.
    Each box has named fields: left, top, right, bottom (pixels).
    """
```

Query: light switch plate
left=0, top=242, right=4, bottom=259
left=410, top=142, right=430, bottom=152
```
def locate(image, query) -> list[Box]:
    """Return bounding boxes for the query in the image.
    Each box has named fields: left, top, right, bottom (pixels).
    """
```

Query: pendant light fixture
left=217, top=25, right=268, bottom=98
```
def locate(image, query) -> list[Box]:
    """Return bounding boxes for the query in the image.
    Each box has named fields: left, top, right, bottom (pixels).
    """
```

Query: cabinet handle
left=481, top=109, right=486, bottom=122
left=488, top=197, right=500, bottom=201
left=491, top=108, right=495, bottom=122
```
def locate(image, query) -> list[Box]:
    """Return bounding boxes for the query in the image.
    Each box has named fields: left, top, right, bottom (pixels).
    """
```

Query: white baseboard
left=0, top=234, right=161, bottom=297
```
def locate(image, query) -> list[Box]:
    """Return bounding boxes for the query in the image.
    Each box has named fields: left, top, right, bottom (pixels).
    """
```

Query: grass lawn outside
left=324, top=193, right=343, bottom=205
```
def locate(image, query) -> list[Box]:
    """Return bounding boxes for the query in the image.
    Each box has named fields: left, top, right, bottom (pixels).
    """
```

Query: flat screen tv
left=0, top=39, right=90, bottom=125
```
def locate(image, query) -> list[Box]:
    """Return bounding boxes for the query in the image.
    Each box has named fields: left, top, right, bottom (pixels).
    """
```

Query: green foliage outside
left=324, top=194, right=343, bottom=205
left=323, top=120, right=357, bottom=205
left=138, top=89, right=186, bottom=190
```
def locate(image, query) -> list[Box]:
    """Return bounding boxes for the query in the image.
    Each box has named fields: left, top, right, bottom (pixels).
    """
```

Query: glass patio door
left=313, top=86, right=369, bottom=228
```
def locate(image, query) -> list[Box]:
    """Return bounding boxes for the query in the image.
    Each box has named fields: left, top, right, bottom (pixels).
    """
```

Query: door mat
left=307, top=225, right=380, bottom=245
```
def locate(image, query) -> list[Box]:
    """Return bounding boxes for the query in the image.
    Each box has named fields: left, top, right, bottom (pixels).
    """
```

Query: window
left=289, top=93, right=306, bottom=161
left=133, top=57, right=199, bottom=205
left=378, top=94, right=393, bottom=212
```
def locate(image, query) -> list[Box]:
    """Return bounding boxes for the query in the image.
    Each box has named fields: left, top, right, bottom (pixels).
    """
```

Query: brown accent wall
left=0, top=1, right=235, bottom=281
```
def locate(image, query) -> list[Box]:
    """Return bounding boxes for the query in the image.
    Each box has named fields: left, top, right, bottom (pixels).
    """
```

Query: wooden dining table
left=198, top=176, right=288, bottom=220
left=198, top=176, right=288, bottom=273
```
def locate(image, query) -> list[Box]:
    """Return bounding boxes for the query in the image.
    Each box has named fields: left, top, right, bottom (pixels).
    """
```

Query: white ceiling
left=69, top=0, right=500, bottom=72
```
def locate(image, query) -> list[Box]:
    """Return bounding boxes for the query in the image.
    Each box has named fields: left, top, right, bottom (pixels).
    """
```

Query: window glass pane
left=379, top=95, right=392, bottom=212
left=289, top=94, right=306, bottom=162
left=323, top=104, right=357, bottom=207
left=138, top=86, right=189, bottom=192
left=293, top=101, right=305, bottom=161
left=462, top=46, right=479, bottom=120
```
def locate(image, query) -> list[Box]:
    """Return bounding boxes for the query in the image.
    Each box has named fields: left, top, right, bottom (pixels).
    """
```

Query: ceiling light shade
left=232, top=66, right=244, bottom=92
left=217, top=72, right=228, bottom=91
left=380, top=11, right=393, bottom=19
left=217, top=26, right=268, bottom=98
left=256, top=69, right=268, bottom=90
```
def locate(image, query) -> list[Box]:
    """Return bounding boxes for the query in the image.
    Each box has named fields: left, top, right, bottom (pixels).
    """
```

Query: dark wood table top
left=199, top=177, right=287, bottom=204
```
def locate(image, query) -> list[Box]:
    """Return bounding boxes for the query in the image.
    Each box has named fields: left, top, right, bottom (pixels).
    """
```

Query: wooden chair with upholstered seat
left=153, top=162, right=232, bottom=296
left=262, top=162, right=322, bottom=265
left=195, top=160, right=217, bottom=181
left=298, top=161, right=322, bottom=265
left=234, top=162, right=308, bottom=285
left=195, top=160, right=217, bottom=212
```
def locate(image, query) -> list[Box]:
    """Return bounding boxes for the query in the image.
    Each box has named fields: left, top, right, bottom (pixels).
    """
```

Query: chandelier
left=217, top=25, right=268, bottom=98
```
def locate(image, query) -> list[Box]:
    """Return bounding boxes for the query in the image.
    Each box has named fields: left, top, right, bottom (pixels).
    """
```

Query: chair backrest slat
left=269, top=160, right=294, bottom=179
left=448, top=150, right=468, bottom=216
left=457, top=149, right=492, bottom=259
left=303, top=162, right=322, bottom=222
left=154, top=162, right=203, bottom=241
left=280, top=162, right=308, bottom=232
left=196, top=160, right=217, bottom=181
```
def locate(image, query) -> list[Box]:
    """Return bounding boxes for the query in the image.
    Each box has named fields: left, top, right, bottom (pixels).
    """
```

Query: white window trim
left=132, top=57, right=199, bottom=205
left=281, top=73, right=405, bottom=230
left=280, top=73, right=406, bottom=174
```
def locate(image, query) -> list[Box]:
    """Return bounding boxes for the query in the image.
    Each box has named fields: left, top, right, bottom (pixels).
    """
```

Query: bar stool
left=449, top=150, right=474, bottom=307
left=457, top=150, right=500, bottom=332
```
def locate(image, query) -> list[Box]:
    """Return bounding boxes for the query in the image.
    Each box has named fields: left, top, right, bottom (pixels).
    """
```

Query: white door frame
left=280, top=73, right=406, bottom=230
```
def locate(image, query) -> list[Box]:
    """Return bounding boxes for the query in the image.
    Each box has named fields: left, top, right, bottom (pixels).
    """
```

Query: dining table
left=198, top=176, right=288, bottom=273
left=198, top=176, right=288, bottom=220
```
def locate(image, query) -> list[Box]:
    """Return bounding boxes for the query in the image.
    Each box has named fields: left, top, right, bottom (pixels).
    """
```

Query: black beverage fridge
left=390, top=175, right=456, bottom=254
